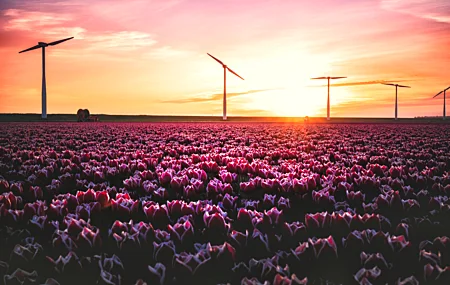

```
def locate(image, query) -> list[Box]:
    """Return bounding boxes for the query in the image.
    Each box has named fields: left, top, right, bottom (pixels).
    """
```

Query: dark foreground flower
left=147, top=263, right=166, bottom=285
left=3, top=268, right=38, bottom=285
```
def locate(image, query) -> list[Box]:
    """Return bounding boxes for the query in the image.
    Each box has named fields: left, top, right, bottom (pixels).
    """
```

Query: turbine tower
left=311, top=76, right=347, bottom=120
left=207, top=53, right=244, bottom=120
left=381, top=83, right=411, bottom=120
left=433, top=86, right=450, bottom=120
left=19, top=37, right=74, bottom=119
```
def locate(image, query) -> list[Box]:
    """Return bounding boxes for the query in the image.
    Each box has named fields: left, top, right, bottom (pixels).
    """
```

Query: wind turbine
left=19, top=37, right=74, bottom=119
left=311, top=76, right=347, bottom=120
left=381, top=83, right=411, bottom=120
left=433, top=86, right=450, bottom=120
left=207, top=53, right=244, bottom=120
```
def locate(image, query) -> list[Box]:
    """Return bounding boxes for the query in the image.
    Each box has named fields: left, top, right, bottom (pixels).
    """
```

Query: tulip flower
left=203, top=211, right=229, bottom=234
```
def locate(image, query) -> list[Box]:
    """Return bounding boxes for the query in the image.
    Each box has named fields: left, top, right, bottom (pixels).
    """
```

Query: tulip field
left=1, top=122, right=450, bottom=285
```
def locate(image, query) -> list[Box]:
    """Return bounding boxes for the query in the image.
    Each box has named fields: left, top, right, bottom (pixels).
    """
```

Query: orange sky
left=0, top=0, right=449, bottom=118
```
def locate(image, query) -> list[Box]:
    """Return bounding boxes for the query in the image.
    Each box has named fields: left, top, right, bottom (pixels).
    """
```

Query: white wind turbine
left=311, top=76, right=347, bottom=120
left=381, top=83, right=411, bottom=120
left=207, top=53, right=244, bottom=120
left=433, top=86, right=450, bottom=120
left=19, top=37, right=74, bottom=119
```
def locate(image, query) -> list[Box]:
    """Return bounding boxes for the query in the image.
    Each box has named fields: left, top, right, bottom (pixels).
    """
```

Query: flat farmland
left=0, top=123, right=449, bottom=285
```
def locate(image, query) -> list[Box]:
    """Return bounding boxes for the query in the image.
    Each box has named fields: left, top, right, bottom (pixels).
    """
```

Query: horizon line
left=0, top=113, right=445, bottom=119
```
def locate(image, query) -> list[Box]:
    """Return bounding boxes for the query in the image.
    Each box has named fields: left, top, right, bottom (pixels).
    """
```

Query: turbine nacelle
left=38, top=42, right=48, bottom=46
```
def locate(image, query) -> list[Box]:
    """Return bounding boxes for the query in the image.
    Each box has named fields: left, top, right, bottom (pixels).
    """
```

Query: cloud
left=161, top=89, right=279, bottom=103
left=2, top=7, right=170, bottom=54
left=2, top=8, right=86, bottom=43
left=42, top=27, right=86, bottom=38
left=3, top=8, right=156, bottom=51
left=85, top=31, right=157, bottom=50
left=143, top=46, right=193, bottom=59
left=380, top=0, right=450, bottom=24
left=3, top=9, right=73, bottom=31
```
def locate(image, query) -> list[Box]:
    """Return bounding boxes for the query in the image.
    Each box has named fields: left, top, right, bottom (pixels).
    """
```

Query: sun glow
left=228, top=50, right=335, bottom=117
left=240, top=88, right=324, bottom=117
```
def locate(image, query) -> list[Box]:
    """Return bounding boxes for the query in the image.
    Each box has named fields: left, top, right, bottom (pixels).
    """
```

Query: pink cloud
left=85, top=31, right=157, bottom=50
left=3, top=9, right=72, bottom=31
left=381, top=0, right=450, bottom=24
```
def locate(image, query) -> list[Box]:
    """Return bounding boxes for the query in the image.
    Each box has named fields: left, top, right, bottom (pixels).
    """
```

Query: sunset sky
left=0, top=0, right=449, bottom=118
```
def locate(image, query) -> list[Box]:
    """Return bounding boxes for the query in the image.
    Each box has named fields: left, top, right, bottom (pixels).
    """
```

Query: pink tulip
left=389, top=166, right=402, bottom=179
left=220, top=171, right=233, bottom=183
left=23, top=201, right=45, bottom=220
left=153, top=187, right=169, bottom=200
left=147, top=263, right=166, bottom=285
left=111, top=198, right=139, bottom=217
left=95, top=190, right=110, bottom=208
left=144, top=204, right=169, bottom=223
left=281, top=221, right=307, bottom=241
left=168, top=220, right=194, bottom=245
left=184, top=185, right=196, bottom=199
left=229, top=230, right=248, bottom=249
left=109, top=220, right=129, bottom=236
left=170, top=176, right=185, bottom=192
left=153, top=241, right=176, bottom=264
left=203, top=211, right=228, bottom=234
left=309, top=235, right=338, bottom=260
left=77, top=227, right=102, bottom=249
left=273, top=274, right=308, bottom=285
left=236, top=208, right=254, bottom=230
left=243, top=200, right=259, bottom=210
left=221, top=193, right=238, bottom=210
left=159, top=171, right=172, bottom=185
left=10, top=182, right=24, bottom=195
left=262, top=194, right=276, bottom=209
left=292, top=178, right=308, bottom=194
left=265, top=207, right=284, bottom=225
left=354, top=267, right=382, bottom=284
left=240, top=181, right=257, bottom=194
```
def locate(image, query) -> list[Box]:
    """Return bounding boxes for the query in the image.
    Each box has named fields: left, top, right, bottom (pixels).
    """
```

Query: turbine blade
left=226, top=67, right=244, bottom=80
left=207, top=53, right=224, bottom=65
left=397, top=84, right=411, bottom=88
left=445, top=86, right=450, bottom=91
left=381, top=83, right=397, bottom=86
left=48, top=37, right=74, bottom=46
left=433, top=91, right=443, bottom=98
left=311, top=77, right=328, bottom=80
left=330, top=76, right=347, bottom=79
left=19, top=44, right=41, bottom=53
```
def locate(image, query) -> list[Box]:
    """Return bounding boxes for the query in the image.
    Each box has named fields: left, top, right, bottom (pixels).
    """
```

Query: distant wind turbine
left=433, top=86, right=450, bottom=120
left=381, top=83, right=411, bottom=120
left=311, top=76, right=347, bottom=120
left=19, top=37, right=74, bottom=119
left=207, top=53, right=244, bottom=120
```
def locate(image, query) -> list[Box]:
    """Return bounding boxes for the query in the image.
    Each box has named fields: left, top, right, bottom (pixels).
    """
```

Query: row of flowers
left=1, top=122, right=449, bottom=284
